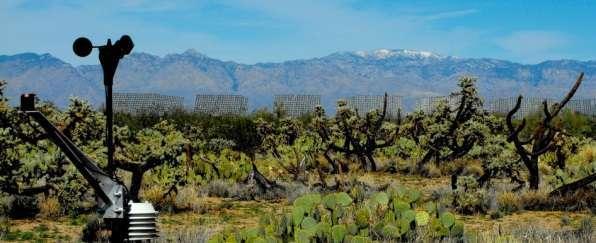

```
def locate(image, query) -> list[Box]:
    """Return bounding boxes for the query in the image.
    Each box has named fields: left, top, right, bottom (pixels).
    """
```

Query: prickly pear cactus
left=208, top=185, right=465, bottom=242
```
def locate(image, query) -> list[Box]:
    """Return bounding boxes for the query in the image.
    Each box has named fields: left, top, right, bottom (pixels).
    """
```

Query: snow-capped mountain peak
left=354, top=49, right=442, bottom=59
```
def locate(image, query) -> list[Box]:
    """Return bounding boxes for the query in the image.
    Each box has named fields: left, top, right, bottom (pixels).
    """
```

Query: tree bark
left=416, top=150, right=435, bottom=172
left=528, top=156, right=540, bottom=190
left=366, top=154, right=377, bottom=172
left=549, top=173, right=596, bottom=197
left=129, top=169, right=144, bottom=202
left=246, top=163, right=284, bottom=191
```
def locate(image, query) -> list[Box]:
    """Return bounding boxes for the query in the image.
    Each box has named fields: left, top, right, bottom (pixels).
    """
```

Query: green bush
left=453, top=176, right=488, bottom=214
left=116, top=111, right=261, bottom=155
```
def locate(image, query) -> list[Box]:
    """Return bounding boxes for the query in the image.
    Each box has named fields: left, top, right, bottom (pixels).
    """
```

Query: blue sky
left=2, top=0, right=595, bottom=65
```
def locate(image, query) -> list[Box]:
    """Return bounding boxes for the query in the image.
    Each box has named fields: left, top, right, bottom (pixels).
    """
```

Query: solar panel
left=113, top=93, right=184, bottom=115
left=194, top=94, right=248, bottom=115
left=415, top=95, right=461, bottom=114
left=347, top=95, right=402, bottom=118
left=274, top=94, right=321, bottom=117
left=484, top=97, right=595, bottom=117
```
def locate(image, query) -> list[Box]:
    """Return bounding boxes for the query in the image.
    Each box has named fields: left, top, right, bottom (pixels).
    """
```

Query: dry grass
left=582, top=145, right=594, bottom=162
left=518, top=189, right=551, bottom=210
left=141, top=187, right=176, bottom=211
left=156, top=227, right=214, bottom=243
left=461, top=211, right=592, bottom=233
left=497, top=191, right=522, bottom=214
left=37, top=196, right=61, bottom=219
left=204, top=179, right=234, bottom=198
left=175, top=187, right=207, bottom=213
left=423, top=163, right=442, bottom=178
left=5, top=171, right=595, bottom=241
left=355, top=172, right=449, bottom=197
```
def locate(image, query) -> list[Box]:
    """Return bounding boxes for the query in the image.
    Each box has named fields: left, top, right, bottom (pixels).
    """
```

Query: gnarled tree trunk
left=506, top=73, right=584, bottom=190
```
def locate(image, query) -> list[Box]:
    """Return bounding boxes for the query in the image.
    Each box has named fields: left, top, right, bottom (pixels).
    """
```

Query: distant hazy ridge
left=1, top=49, right=594, bottom=111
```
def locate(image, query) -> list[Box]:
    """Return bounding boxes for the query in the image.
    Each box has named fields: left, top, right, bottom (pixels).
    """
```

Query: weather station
left=19, top=35, right=158, bottom=242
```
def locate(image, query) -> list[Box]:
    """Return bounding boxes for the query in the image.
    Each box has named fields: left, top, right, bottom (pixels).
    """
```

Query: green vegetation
left=208, top=187, right=464, bottom=242
left=1, top=77, right=595, bottom=241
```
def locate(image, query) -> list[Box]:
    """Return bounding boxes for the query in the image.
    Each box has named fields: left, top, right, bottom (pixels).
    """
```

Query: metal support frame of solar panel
left=415, top=95, right=461, bottom=114
left=347, top=95, right=402, bottom=119
left=113, top=92, right=184, bottom=115
left=483, top=97, right=539, bottom=119
left=482, top=96, right=596, bottom=118
left=564, top=98, right=596, bottom=116
left=194, top=94, right=248, bottom=116
left=274, top=94, right=321, bottom=117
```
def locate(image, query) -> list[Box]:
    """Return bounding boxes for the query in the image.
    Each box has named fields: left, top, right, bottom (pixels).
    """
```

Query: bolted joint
left=113, top=207, right=123, bottom=214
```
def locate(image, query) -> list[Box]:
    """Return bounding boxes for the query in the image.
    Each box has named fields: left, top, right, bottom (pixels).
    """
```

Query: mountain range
left=0, top=49, right=594, bottom=112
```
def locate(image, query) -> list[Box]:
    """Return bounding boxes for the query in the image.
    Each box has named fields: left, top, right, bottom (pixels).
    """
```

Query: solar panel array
left=415, top=95, right=461, bottom=114
left=113, top=93, right=184, bottom=115
left=347, top=95, right=402, bottom=118
left=194, top=94, right=248, bottom=115
left=484, top=97, right=596, bottom=118
left=564, top=98, right=596, bottom=116
left=484, top=97, right=544, bottom=118
left=111, top=92, right=594, bottom=118
left=274, top=94, right=321, bottom=117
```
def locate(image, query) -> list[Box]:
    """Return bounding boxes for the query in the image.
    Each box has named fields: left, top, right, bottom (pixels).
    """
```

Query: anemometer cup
left=115, top=35, right=134, bottom=55
left=73, top=37, right=93, bottom=57
left=72, top=35, right=134, bottom=58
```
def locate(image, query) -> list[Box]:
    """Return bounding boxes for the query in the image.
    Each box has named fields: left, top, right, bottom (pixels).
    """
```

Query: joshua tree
left=550, top=172, right=596, bottom=196
left=415, top=77, right=486, bottom=171
left=315, top=93, right=398, bottom=171
left=506, top=73, right=584, bottom=190
left=256, top=118, right=310, bottom=182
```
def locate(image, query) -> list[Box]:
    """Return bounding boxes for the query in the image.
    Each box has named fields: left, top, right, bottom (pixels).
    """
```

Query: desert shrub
left=468, top=134, right=524, bottom=188
left=556, top=110, right=594, bottom=138
left=284, top=182, right=314, bottom=203
left=0, top=195, right=13, bottom=217
left=175, top=187, right=205, bottom=213
left=189, top=149, right=253, bottom=185
left=0, top=216, right=9, bottom=239
left=232, top=183, right=261, bottom=200
left=81, top=214, right=110, bottom=242
left=517, top=110, right=595, bottom=139
left=560, top=214, right=571, bottom=226
left=423, top=163, right=443, bottom=178
left=452, top=176, right=488, bottom=214
left=203, top=179, right=285, bottom=201
left=564, top=141, right=595, bottom=173
left=543, top=141, right=595, bottom=192
left=204, top=180, right=235, bottom=198
left=141, top=187, right=176, bottom=212
left=518, top=189, right=550, bottom=210
left=429, top=187, right=453, bottom=204
left=38, top=196, right=61, bottom=219
left=55, top=171, right=94, bottom=216
left=579, top=143, right=594, bottom=162
left=496, top=191, right=521, bottom=214
left=550, top=188, right=596, bottom=212
left=385, top=137, right=424, bottom=160
left=233, top=181, right=287, bottom=201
